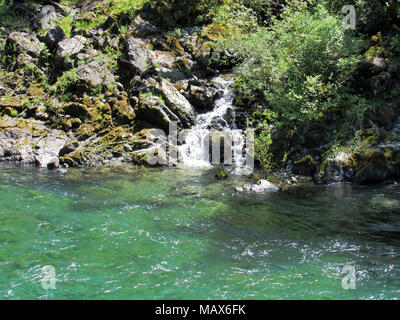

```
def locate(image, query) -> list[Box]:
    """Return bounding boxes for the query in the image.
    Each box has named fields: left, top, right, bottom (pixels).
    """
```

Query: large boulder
left=158, top=78, right=195, bottom=126
left=55, top=35, right=89, bottom=69
left=56, top=35, right=88, bottom=57
left=76, top=59, right=115, bottom=88
left=125, top=37, right=150, bottom=74
left=5, top=32, right=44, bottom=58
left=136, top=95, right=180, bottom=132
left=131, top=14, right=158, bottom=38
left=316, top=152, right=356, bottom=184
left=139, top=77, right=195, bottom=128
left=185, top=80, right=222, bottom=112
left=0, top=119, right=70, bottom=169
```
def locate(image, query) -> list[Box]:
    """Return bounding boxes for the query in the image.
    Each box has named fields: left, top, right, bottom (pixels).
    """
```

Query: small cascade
left=178, top=76, right=249, bottom=172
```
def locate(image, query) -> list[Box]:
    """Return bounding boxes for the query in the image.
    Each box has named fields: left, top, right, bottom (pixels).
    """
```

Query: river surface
left=1, top=164, right=400, bottom=299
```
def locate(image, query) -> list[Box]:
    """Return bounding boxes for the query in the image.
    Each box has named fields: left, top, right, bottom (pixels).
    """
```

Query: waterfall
left=178, top=76, right=248, bottom=172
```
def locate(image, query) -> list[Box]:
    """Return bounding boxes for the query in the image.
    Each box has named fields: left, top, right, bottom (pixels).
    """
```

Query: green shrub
left=230, top=4, right=362, bottom=124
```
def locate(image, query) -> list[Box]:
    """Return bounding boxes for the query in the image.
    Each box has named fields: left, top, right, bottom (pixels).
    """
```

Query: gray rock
left=6, top=32, right=44, bottom=58
left=159, top=78, right=195, bottom=127
left=186, top=82, right=222, bottom=112
left=235, top=180, right=280, bottom=193
left=140, top=78, right=195, bottom=128
left=43, top=25, right=65, bottom=50
left=76, top=59, right=115, bottom=87
left=131, top=15, right=158, bottom=37
left=126, top=37, right=150, bottom=74
left=56, top=35, right=88, bottom=58
left=0, top=119, right=70, bottom=169
left=136, top=96, right=180, bottom=132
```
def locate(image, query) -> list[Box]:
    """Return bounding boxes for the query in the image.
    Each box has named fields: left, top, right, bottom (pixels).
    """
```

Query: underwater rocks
left=235, top=180, right=280, bottom=193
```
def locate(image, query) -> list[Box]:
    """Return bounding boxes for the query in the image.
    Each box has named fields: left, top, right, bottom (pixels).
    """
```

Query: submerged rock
left=235, top=180, right=280, bottom=193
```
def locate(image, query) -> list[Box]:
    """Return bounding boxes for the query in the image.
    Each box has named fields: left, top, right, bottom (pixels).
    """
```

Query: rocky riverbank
left=0, top=1, right=227, bottom=168
left=1, top=0, right=400, bottom=187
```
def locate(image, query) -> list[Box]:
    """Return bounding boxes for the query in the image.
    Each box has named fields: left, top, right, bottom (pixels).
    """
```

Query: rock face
left=126, top=37, right=150, bottom=74
left=0, top=119, right=70, bottom=169
left=316, top=152, right=355, bottom=184
left=76, top=59, right=115, bottom=88
left=42, top=26, right=66, bottom=50
left=6, top=32, right=44, bottom=58
left=135, top=77, right=195, bottom=129
left=235, top=180, right=280, bottom=193
left=57, top=35, right=88, bottom=57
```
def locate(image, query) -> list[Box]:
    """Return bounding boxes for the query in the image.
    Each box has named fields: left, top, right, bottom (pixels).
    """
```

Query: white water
left=178, top=76, right=248, bottom=170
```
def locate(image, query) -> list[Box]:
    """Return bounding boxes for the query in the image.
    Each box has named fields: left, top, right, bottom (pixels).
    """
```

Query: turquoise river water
left=0, top=164, right=400, bottom=299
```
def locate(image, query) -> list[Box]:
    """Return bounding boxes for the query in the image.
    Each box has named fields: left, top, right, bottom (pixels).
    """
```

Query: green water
left=0, top=164, right=400, bottom=299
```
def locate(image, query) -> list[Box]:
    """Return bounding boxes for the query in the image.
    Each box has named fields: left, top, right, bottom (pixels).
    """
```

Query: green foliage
left=54, top=68, right=79, bottom=93
left=10, top=109, right=18, bottom=117
left=59, top=15, right=73, bottom=38
left=254, top=120, right=273, bottom=172
left=107, top=0, right=149, bottom=19
left=231, top=4, right=362, bottom=124
left=209, top=1, right=259, bottom=36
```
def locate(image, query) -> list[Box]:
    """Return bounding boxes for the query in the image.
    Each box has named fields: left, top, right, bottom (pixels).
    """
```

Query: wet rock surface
left=235, top=180, right=280, bottom=193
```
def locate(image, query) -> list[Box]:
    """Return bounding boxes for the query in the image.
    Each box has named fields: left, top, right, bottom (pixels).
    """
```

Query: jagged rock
left=132, top=128, right=168, bottom=166
left=158, top=78, right=195, bottom=127
left=5, top=32, right=44, bottom=58
left=235, top=180, right=280, bottom=193
left=150, top=50, right=176, bottom=73
left=76, top=59, right=115, bottom=88
left=42, top=25, right=66, bottom=50
left=136, top=95, right=180, bottom=132
left=186, top=82, right=222, bottom=112
left=125, top=37, right=150, bottom=74
left=140, top=78, right=195, bottom=128
left=59, top=142, right=77, bottom=157
left=131, top=15, right=158, bottom=37
left=0, top=119, right=70, bottom=169
left=57, top=35, right=87, bottom=57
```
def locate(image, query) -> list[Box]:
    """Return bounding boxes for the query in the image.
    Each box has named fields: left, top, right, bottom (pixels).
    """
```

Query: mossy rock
left=0, top=97, right=23, bottom=112
left=60, top=150, right=85, bottom=167
left=293, top=155, right=317, bottom=176
left=352, top=150, right=393, bottom=184
left=215, top=166, right=229, bottom=179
